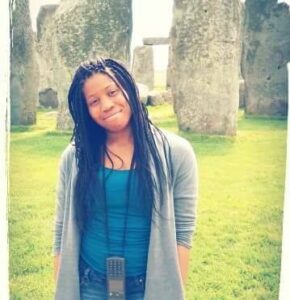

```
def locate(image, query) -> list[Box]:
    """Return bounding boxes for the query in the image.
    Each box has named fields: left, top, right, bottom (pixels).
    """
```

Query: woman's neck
left=106, top=128, right=134, bottom=147
left=104, top=128, right=134, bottom=170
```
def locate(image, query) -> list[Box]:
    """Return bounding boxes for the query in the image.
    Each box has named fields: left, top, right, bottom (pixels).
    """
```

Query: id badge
left=106, top=257, right=126, bottom=300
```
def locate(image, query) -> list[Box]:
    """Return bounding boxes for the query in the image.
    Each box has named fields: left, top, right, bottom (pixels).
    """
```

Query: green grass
left=9, top=105, right=287, bottom=299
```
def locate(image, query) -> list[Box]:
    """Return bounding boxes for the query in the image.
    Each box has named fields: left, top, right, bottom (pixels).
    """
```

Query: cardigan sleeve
left=52, top=146, right=71, bottom=256
left=173, top=139, right=198, bottom=249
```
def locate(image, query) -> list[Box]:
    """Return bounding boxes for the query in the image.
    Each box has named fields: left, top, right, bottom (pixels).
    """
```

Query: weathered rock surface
left=143, top=37, right=170, bottom=45
left=35, top=5, right=59, bottom=100
left=238, top=2, right=246, bottom=108
left=242, top=0, right=290, bottom=116
left=166, top=44, right=173, bottom=88
left=37, top=0, right=132, bottom=129
left=39, top=88, right=58, bottom=108
left=239, top=79, right=246, bottom=108
left=161, top=89, right=173, bottom=104
left=170, top=0, right=242, bottom=136
left=147, top=91, right=165, bottom=106
left=10, top=0, right=39, bottom=125
left=36, top=4, right=58, bottom=41
left=136, top=83, right=150, bottom=105
left=132, top=46, right=154, bottom=90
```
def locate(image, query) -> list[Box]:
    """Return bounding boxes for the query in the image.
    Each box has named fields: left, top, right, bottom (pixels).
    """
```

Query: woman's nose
left=101, top=97, right=114, bottom=111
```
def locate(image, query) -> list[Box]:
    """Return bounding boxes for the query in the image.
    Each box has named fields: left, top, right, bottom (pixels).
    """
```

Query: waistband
left=79, top=257, right=146, bottom=292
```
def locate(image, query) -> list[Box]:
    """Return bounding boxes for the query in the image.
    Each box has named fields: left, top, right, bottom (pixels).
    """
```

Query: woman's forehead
left=83, top=73, right=117, bottom=94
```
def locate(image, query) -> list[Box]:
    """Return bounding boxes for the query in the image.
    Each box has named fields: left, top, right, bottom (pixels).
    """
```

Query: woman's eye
left=108, top=89, right=118, bottom=96
left=90, top=99, right=99, bottom=106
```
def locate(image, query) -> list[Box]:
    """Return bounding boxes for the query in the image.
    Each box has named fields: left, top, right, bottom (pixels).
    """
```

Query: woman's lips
left=103, top=110, right=122, bottom=120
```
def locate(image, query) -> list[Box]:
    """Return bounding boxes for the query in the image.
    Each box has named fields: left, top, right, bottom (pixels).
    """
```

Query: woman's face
left=83, top=73, right=132, bottom=134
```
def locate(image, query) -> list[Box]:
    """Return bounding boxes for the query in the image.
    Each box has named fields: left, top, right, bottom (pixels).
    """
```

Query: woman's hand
left=177, top=244, right=190, bottom=285
left=54, top=254, right=60, bottom=282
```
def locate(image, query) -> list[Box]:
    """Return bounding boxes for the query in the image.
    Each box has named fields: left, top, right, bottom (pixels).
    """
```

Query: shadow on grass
left=10, top=125, right=34, bottom=133
left=238, top=116, right=287, bottom=131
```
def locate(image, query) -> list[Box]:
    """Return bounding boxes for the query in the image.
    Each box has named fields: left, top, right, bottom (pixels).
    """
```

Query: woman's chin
left=104, top=124, right=131, bottom=134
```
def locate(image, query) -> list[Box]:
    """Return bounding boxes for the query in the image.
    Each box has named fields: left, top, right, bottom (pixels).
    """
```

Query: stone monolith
left=132, top=46, right=154, bottom=90
left=170, top=0, right=242, bottom=135
left=10, top=0, right=39, bottom=125
left=242, top=0, right=290, bottom=116
left=37, top=0, right=132, bottom=129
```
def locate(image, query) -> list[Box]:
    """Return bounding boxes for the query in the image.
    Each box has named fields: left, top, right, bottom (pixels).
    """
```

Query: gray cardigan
left=53, top=130, right=198, bottom=300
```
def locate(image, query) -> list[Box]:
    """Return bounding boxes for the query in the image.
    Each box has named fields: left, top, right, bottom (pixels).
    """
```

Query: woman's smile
left=103, top=109, right=122, bottom=120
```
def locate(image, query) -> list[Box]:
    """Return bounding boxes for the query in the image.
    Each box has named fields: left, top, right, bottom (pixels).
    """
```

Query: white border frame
left=1, top=3, right=289, bottom=300
left=0, top=0, right=10, bottom=300
left=279, top=63, right=290, bottom=300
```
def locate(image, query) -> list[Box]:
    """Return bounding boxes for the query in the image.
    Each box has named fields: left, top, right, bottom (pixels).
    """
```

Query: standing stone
left=136, top=83, right=150, bottom=105
left=161, top=89, right=173, bottom=104
left=36, top=5, right=59, bottom=105
left=239, top=79, right=246, bottom=108
left=166, top=43, right=173, bottom=89
left=242, top=0, right=290, bottom=116
left=10, top=0, right=39, bottom=125
left=39, top=88, right=58, bottom=109
left=238, top=2, right=246, bottom=108
left=132, top=46, right=154, bottom=90
left=170, top=0, right=242, bottom=136
left=37, top=0, right=132, bottom=130
left=143, top=37, right=170, bottom=45
left=36, top=4, right=58, bottom=41
left=147, top=91, right=165, bottom=106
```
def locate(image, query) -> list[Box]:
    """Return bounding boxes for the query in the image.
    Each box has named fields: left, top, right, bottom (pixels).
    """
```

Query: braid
left=68, top=57, right=173, bottom=230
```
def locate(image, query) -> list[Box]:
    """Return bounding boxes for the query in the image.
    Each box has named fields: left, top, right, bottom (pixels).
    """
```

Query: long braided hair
left=68, top=58, right=172, bottom=231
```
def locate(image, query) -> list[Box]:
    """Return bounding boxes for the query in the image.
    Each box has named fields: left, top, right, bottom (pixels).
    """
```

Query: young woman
left=53, top=58, right=198, bottom=300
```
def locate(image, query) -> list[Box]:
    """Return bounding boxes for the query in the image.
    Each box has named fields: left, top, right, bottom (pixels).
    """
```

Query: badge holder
left=107, top=257, right=126, bottom=300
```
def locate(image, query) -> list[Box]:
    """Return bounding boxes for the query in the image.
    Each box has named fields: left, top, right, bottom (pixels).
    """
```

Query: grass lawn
left=9, top=105, right=287, bottom=299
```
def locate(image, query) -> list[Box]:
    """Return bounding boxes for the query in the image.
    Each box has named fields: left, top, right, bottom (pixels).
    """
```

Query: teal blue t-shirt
left=80, top=167, right=151, bottom=276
